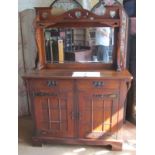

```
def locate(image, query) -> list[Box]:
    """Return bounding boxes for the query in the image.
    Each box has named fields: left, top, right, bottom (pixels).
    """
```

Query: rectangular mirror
left=44, top=27, right=115, bottom=64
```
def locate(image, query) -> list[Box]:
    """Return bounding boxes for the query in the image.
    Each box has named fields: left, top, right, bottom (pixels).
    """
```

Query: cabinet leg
left=111, top=142, right=122, bottom=151
left=32, top=137, right=42, bottom=147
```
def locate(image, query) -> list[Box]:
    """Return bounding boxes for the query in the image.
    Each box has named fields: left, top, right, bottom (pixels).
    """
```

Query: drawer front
left=77, top=80, right=120, bottom=90
left=29, top=79, right=74, bottom=92
left=78, top=89, right=119, bottom=102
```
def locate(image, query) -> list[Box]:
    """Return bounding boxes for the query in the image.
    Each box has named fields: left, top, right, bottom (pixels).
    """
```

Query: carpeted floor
left=18, top=116, right=136, bottom=155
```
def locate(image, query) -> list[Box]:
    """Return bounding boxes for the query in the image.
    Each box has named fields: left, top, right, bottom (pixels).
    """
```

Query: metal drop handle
left=93, top=81, right=104, bottom=87
left=47, top=80, right=57, bottom=87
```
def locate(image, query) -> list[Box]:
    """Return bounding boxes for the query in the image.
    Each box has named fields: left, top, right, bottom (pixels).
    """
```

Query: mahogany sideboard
left=22, top=0, right=132, bottom=151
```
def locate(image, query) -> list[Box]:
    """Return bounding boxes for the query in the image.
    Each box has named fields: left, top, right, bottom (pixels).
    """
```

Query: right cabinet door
left=77, top=80, right=120, bottom=139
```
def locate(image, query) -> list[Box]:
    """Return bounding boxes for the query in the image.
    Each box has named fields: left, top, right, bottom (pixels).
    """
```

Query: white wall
left=18, top=0, right=54, bottom=11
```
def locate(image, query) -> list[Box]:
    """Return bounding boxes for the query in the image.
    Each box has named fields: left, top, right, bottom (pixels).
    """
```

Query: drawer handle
left=93, top=81, right=104, bottom=87
left=47, top=80, right=57, bottom=87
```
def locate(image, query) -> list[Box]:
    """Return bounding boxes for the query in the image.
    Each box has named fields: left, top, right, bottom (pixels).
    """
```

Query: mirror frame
left=34, top=2, right=128, bottom=71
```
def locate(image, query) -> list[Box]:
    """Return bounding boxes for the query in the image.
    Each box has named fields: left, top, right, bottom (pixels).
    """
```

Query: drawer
left=77, top=80, right=119, bottom=90
left=79, top=88, right=119, bottom=99
left=29, top=79, right=74, bottom=91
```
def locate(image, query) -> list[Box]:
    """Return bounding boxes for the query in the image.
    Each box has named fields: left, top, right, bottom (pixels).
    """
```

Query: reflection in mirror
left=44, top=27, right=115, bottom=64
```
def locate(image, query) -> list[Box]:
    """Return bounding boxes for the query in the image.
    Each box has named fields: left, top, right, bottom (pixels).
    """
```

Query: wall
left=18, top=9, right=37, bottom=116
left=18, top=0, right=54, bottom=11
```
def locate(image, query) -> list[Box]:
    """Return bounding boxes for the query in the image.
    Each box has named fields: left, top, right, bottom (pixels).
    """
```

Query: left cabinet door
left=33, top=95, right=74, bottom=138
left=29, top=79, right=75, bottom=138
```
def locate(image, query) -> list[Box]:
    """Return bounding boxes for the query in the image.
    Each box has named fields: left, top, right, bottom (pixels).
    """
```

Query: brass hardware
left=92, top=81, right=104, bottom=88
left=47, top=80, right=57, bottom=87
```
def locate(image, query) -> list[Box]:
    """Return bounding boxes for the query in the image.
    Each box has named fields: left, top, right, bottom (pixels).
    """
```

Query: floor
left=18, top=116, right=136, bottom=155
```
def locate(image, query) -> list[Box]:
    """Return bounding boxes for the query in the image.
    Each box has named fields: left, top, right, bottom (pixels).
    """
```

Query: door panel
left=33, top=91, right=74, bottom=138
left=78, top=91, right=119, bottom=139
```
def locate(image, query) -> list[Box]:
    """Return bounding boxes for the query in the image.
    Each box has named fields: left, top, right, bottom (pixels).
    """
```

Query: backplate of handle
left=47, top=80, right=57, bottom=87
left=92, top=81, right=104, bottom=87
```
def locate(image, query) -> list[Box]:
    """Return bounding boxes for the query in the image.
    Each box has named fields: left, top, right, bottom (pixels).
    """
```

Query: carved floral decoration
left=120, top=10, right=128, bottom=68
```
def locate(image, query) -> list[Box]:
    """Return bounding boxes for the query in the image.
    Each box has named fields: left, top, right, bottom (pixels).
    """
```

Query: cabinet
left=77, top=80, right=119, bottom=139
left=23, top=1, right=132, bottom=151
left=24, top=69, right=131, bottom=150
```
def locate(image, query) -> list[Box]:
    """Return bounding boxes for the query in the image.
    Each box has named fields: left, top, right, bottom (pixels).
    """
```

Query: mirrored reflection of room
left=44, top=27, right=115, bottom=64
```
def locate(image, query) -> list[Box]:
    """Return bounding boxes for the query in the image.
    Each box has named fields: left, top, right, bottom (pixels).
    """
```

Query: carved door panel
left=78, top=90, right=119, bottom=139
left=32, top=91, right=74, bottom=138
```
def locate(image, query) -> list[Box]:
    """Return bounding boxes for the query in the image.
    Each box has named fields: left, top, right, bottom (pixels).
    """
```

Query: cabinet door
left=78, top=90, right=119, bottom=139
left=32, top=91, right=74, bottom=138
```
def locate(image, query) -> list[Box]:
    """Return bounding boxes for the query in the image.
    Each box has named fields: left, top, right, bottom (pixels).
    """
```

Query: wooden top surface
left=23, top=69, right=132, bottom=80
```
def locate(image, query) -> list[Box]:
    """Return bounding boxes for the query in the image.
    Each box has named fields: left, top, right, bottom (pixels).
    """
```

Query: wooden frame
left=34, top=3, right=128, bottom=71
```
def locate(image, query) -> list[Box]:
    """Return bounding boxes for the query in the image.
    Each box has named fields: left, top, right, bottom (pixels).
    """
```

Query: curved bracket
left=126, top=81, right=131, bottom=91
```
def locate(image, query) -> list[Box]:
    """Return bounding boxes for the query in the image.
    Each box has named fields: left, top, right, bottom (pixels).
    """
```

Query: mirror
left=44, top=27, right=115, bottom=64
